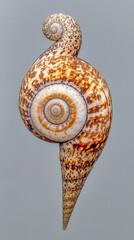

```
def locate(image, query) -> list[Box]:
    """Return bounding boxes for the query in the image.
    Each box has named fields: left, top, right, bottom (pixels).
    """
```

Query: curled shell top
left=19, top=13, right=112, bottom=230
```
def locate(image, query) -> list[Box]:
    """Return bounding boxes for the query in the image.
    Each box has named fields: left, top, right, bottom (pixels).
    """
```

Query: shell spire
left=19, top=13, right=112, bottom=230
left=60, top=143, right=88, bottom=229
left=42, top=13, right=82, bottom=57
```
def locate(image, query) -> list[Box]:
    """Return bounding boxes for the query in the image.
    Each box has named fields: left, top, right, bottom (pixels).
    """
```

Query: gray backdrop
left=0, top=0, right=134, bottom=239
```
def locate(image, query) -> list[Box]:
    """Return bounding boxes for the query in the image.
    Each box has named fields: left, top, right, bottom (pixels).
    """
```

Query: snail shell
left=19, top=13, right=112, bottom=229
left=30, top=83, right=87, bottom=142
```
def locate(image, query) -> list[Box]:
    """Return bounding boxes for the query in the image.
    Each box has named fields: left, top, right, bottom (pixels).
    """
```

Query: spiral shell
left=43, top=20, right=63, bottom=41
left=41, top=13, right=82, bottom=57
left=30, top=83, right=87, bottom=142
left=19, top=13, right=112, bottom=230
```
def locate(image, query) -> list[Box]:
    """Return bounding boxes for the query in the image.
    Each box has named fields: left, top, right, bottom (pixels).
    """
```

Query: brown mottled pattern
left=42, top=13, right=82, bottom=58
left=19, top=13, right=112, bottom=230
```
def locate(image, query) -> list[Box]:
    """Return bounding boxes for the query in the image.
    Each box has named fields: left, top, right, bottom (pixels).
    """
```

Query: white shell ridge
left=30, top=83, right=87, bottom=142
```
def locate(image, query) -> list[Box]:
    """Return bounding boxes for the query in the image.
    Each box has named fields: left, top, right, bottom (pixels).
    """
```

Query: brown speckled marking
left=42, top=13, right=82, bottom=58
left=19, top=13, right=112, bottom=230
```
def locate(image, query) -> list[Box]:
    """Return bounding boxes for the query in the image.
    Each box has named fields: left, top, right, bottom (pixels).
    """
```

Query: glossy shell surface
left=19, top=13, right=112, bottom=230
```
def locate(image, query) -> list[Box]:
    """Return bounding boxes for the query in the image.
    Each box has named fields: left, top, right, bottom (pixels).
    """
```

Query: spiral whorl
left=42, top=13, right=82, bottom=56
left=30, top=83, right=87, bottom=142
left=19, top=13, right=112, bottom=230
left=43, top=16, right=63, bottom=41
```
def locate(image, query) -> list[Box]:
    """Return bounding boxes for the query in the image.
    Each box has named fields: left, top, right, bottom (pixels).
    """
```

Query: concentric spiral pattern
left=42, top=13, right=82, bottom=57
left=30, top=83, right=87, bottom=142
left=43, top=21, right=63, bottom=41
left=44, top=98, right=69, bottom=124
left=19, top=13, right=112, bottom=230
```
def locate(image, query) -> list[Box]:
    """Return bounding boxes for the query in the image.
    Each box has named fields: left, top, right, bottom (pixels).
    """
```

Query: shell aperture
left=19, top=13, right=112, bottom=230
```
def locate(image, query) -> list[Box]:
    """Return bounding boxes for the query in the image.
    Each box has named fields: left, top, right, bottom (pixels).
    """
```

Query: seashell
left=19, top=13, right=112, bottom=229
